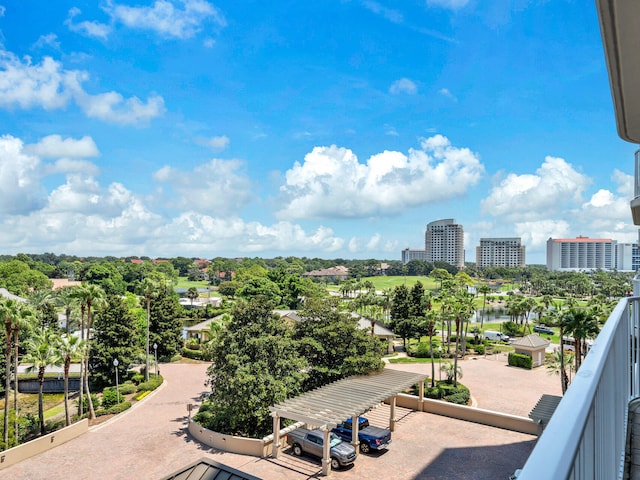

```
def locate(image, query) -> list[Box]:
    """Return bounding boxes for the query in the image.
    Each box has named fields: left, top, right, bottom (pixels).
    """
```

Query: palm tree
left=55, top=286, right=77, bottom=335
left=1, top=298, right=20, bottom=449
left=24, top=328, right=62, bottom=435
left=74, top=284, right=105, bottom=419
left=56, top=334, right=85, bottom=426
left=138, top=278, right=158, bottom=382
left=186, top=287, right=199, bottom=307
left=478, top=284, right=491, bottom=330
left=11, top=304, right=35, bottom=444
left=425, top=310, right=438, bottom=387
left=560, top=308, right=600, bottom=371
left=28, top=289, right=54, bottom=330
left=546, top=349, right=574, bottom=394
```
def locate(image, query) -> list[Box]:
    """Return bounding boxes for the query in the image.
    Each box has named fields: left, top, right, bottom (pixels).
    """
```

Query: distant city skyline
left=0, top=2, right=638, bottom=264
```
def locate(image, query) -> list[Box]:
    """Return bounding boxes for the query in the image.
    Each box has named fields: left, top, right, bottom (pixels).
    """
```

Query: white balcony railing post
left=518, top=297, right=638, bottom=480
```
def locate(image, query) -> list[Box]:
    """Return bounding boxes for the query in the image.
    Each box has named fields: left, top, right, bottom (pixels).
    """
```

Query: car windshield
left=330, top=433, right=343, bottom=447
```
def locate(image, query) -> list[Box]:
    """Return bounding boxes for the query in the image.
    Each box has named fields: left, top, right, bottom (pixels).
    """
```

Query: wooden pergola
left=269, top=369, right=427, bottom=476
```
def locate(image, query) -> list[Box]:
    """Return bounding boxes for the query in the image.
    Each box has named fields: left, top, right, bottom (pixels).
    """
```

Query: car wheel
left=360, top=442, right=371, bottom=453
left=292, top=444, right=303, bottom=456
left=331, top=457, right=340, bottom=470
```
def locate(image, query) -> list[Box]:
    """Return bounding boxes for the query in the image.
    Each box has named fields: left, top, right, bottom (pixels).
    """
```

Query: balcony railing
left=518, top=297, right=639, bottom=479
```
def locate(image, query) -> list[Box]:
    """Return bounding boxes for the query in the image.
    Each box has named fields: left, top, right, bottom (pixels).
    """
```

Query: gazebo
left=511, top=334, right=550, bottom=367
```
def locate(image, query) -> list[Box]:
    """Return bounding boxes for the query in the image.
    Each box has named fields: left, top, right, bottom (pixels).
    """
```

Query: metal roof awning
left=160, top=457, right=262, bottom=480
left=270, top=369, right=427, bottom=429
left=529, top=394, right=562, bottom=426
left=597, top=0, right=640, bottom=143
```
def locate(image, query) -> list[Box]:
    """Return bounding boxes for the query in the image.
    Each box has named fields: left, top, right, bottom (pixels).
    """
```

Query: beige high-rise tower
left=425, top=219, right=464, bottom=268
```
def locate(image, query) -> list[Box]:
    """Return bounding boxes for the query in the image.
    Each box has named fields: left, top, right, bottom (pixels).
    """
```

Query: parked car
left=332, top=416, right=392, bottom=453
left=533, top=325, right=554, bottom=335
left=484, top=330, right=509, bottom=342
left=286, top=427, right=357, bottom=469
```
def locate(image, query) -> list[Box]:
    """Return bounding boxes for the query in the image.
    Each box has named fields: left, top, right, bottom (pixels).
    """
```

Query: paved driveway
left=2, top=356, right=558, bottom=479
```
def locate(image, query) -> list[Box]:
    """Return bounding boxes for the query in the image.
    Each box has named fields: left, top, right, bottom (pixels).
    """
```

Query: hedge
left=508, top=352, right=533, bottom=369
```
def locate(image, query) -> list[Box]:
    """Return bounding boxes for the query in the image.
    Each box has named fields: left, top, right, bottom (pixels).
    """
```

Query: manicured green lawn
left=174, top=277, right=211, bottom=289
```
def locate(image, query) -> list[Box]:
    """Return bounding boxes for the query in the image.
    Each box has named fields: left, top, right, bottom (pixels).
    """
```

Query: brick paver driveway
left=2, top=355, right=558, bottom=479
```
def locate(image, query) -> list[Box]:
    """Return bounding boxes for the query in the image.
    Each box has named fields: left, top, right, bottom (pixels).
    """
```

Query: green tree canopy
left=294, top=298, right=384, bottom=391
left=90, top=295, right=140, bottom=389
left=199, top=298, right=307, bottom=437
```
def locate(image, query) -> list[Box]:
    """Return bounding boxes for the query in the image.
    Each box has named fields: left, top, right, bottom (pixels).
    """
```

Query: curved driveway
left=2, top=356, right=552, bottom=479
left=3, top=362, right=212, bottom=480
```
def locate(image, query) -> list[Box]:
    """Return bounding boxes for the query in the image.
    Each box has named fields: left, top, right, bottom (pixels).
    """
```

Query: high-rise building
left=546, top=236, right=616, bottom=271
left=476, top=237, right=526, bottom=268
left=401, top=248, right=427, bottom=264
left=425, top=219, right=464, bottom=268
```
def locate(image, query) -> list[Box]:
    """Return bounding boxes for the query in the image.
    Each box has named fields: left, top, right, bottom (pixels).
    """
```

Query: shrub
left=444, top=390, right=470, bottom=405
left=473, top=344, right=485, bottom=355
left=182, top=346, right=206, bottom=360
left=502, top=321, right=520, bottom=337
left=131, top=373, right=144, bottom=384
left=75, top=393, right=99, bottom=415
left=424, top=380, right=470, bottom=405
left=101, top=387, right=122, bottom=409
left=119, top=381, right=136, bottom=395
left=107, top=401, right=132, bottom=414
left=411, top=342, right=443, bottom=358
left=134, top=390, right=151, bottom=401
left=136, top=375, right=163, bottom=392
left=508, top=352, right=533, bottom=369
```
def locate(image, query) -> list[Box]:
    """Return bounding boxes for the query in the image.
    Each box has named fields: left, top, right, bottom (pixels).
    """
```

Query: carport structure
left=270, top=369, right=428, bottom=476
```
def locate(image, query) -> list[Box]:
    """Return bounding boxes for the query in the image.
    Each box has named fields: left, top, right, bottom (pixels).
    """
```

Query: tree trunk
left=3, top=319, right=11, bottom=449
left=78, top=305, right=85, bottom=416
left=64, top=357, right=71, bottom=426
left=38, top=368, right=45, bottom=435
left=429, top=332, right=435, bottom=388
left=85, top=305, right=95, bottom=419
left=13, top=327, right=19, bottom=444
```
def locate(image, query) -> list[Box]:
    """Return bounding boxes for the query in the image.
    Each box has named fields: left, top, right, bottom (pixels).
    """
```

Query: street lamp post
left=153, top=343, right=158, bottom=377
left=113, top=358, right=120, bottom=403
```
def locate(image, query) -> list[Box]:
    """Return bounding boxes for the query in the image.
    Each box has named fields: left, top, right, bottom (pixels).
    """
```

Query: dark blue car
left=332, top=417, right=391, bottom=454
left=533, top=325, right=554, bottom=335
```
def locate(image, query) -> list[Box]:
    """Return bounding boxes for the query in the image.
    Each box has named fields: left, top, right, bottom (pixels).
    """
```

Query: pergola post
left=321, top=428, right=331, bottom=476
left=418, top=380, right=425, bottom=412
left=351, top=414, right=360, bottom=451
left=389, top=396, right=396, bottom=432
left=272, top=414, right=281, bottom=458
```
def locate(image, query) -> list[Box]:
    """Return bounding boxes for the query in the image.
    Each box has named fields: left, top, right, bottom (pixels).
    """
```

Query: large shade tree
left=198, top=298, right=307, bottom=437
left=90, top=295, right=140, bottom=390
left=294, top=297, right=384, bottom=391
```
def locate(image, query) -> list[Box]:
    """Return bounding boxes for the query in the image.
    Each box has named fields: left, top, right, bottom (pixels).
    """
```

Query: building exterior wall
left=401, top=248, right=427, bottom=264
left=425, top=219, right=464, bottom=268
left=476, top=237, right=525, bottom=268
left=546, top=237, right=616, bottom=271
left=616, top=242, right=636, bottom=271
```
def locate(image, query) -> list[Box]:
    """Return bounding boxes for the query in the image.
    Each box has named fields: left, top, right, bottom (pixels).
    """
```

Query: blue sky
left=0, top=0, right=637, bottom=264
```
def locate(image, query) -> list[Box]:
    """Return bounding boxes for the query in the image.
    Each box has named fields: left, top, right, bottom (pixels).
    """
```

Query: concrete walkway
left=1, top=355, right=558, bottom=479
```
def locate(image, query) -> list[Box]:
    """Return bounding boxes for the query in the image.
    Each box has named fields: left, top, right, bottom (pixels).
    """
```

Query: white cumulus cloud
left=481, top=156, right=590, bottom=221
left=277, top=135, right=484, bottom=220
left=25, top=135, right=99, bottom=158
left=152, top=158, right=252, bottom=213
left=0, top=48, right=165, bottom=125
left=389, top=78, right=417, bottom=95
left=427, top=0, right=470, bottom=10
left=65, top=7, right=111, bottom=39
left=107, top=0, right=226, bottom=39
left=0, top=135, right=47, bottom=214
